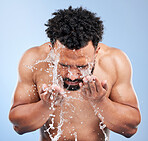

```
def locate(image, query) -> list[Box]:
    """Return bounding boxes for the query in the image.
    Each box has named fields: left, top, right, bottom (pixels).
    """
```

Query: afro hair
left=45, top=6, right=104, bottom=50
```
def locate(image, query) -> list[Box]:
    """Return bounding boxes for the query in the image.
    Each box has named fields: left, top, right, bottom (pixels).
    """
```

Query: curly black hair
left=45, top=6, right=104, bottom=50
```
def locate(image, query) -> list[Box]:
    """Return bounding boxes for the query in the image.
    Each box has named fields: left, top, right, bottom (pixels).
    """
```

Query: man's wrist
left=90, top=96, right=108, bottom=108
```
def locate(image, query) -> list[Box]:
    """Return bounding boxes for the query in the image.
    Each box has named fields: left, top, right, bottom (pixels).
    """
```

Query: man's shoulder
left=20, top=42, right=52, bottom=66
left=18, top=42, right=52, bottom=76
left=24, top=42, right=51, bottom=58
left=99, top=43, right=130, bottom=63
left=98, top=43, right=132, bottom=75
left=108, top=45, right=131, bottom=69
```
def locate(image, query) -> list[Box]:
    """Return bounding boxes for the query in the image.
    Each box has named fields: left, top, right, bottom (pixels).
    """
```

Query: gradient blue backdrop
left=0, top=0, right=147, bottom=140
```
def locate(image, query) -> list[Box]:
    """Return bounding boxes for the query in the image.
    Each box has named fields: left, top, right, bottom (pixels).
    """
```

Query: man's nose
left=67, top=69, right=80, bottom=81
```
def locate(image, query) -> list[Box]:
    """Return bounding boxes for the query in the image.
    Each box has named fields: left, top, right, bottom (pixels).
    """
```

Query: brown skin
left=9, top=40, right=141, bottom=141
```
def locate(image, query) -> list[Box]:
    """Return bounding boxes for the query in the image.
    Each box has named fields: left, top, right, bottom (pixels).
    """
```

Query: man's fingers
left=83, top=77, right=91, bottom=97
left=81, top=76, right=107, bottom=102
left=101, top=80, right=108, bottom=91
left=40, top=84, right=48, bottom=94
left=54, top=95, right=64, bottom=106
left=93, top=77, right=102, bottom=93
left=50, top=85, right=64, bottom=94
left=88, top=78, right=96, bottom=96
left=81, top=87, right=88, bottom=100
left=40, top=84, right=50, bottom=101
left=83, top=76, right=97, bottom=98
left=40, top=91, right=50, bottom=102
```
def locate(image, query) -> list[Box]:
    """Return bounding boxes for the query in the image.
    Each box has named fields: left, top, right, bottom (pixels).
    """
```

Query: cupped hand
left=80, top=75, right=108, bottom=102
left=39, top=84, right=65, bottom=108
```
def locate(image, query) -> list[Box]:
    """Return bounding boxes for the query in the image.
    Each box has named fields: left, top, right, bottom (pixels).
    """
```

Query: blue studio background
left=0, top=0, right=147, bottom=140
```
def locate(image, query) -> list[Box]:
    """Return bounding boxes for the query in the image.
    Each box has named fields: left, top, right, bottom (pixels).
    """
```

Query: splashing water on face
left=80, top=61, right=94, bottom=78
left=25, top=42, right=108, bottom=141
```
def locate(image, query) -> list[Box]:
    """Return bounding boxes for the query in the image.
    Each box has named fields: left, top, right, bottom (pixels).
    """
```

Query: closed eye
left=77, top=64, right=88, bottom=69
left=59, top=63, right=69, bottom=67
left=59, top=63, right=88, bottom=69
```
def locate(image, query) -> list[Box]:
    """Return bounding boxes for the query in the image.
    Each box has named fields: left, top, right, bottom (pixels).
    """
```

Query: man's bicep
left=12, top=81, right=39, bottom=108
left=109, top=49, right=139, bottom=108
left=11, top=49, right=40, bottom=109
left=110, top=82, right=138, bottom=108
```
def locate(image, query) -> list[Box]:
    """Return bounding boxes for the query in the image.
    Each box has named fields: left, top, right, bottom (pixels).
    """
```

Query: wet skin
left=9, top=41, right=141, bottom=141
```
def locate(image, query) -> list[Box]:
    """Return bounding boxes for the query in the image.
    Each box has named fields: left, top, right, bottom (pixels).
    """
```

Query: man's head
left=45, top=6, right=104, bottom=50
left=45, top=6, right=103, bottom=91
left=53, top=40, right=99, bottom=91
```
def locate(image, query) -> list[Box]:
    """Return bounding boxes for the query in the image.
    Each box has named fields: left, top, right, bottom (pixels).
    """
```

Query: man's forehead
left=54, top=40, right=95, bottom=60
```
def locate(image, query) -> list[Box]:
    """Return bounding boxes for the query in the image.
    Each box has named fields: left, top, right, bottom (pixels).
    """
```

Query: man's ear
left=95, top=43, right=101, bottom=58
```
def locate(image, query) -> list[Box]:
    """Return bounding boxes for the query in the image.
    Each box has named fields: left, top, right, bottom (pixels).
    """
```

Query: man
left=9, top=6, right=141, bottom=141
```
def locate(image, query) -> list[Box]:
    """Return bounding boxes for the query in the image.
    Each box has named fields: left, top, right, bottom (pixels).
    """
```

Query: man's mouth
left=63, top=78, right=83, bottom=91
left=65, top=80, right=80, bottom=86
left=63, top=78, right=83, bottom=86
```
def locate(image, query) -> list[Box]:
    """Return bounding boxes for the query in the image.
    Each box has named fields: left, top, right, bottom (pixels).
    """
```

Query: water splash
left=79, top=62, right=94, bottom=78
left=25, top=43, right=108, bottom=141
left=91, top=102, right=108, bottom=141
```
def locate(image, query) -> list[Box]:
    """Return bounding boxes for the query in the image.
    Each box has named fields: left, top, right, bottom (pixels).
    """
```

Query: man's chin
left=64, top=82, right=80, bottom=91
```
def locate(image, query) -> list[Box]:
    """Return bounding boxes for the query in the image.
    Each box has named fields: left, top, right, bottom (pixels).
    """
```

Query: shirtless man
left=9, top=6, right=141, bottom=141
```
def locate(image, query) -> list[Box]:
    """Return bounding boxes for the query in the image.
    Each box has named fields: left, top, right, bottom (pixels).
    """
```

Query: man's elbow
left=123, top=114, right=141, bottom=138
left=9, top=110, right=32, bottom=135
left=124, top=109, right=141, bottom=138
left=123, top=127, right=138, bottom=138
left=13, top=123, right=38, bottom=135
left=13, top=125, right=26, bottom=135
left=9, top=110, right=22, bottom=134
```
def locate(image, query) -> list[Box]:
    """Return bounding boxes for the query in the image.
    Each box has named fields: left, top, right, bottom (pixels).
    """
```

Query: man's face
left=53, top=40, right=98, bottom=91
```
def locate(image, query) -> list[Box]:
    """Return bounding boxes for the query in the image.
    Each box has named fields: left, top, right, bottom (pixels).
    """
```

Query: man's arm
left=106, top=49, right=141, bottom=137
left=9, top=48, right=61, bottom=135
left=81, top=48, right=141, bottom=138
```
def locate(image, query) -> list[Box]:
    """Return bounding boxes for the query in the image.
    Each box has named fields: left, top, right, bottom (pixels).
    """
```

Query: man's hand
left=39, top=84, right=65, bottom=108
left=80, top=75, right=108, bottom=102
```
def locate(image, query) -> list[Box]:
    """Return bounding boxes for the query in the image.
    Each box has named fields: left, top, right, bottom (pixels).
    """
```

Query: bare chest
left=33, top=60, right=115, bottom=140
left=41, top=92, right=109, bottom=141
